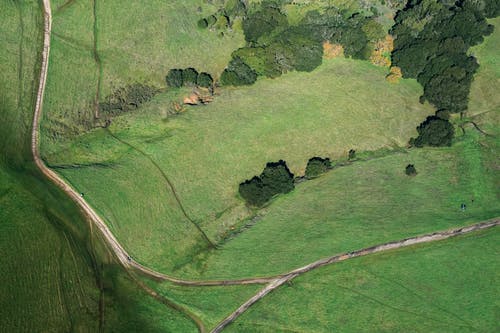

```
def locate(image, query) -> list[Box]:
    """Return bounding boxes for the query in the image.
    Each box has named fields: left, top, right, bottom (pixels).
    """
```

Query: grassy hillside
left=0, top=1, right=197, bottom=332
left=468, top=17, right=500, bottom=133
left=226, top=227, right=500, bottom=332
left=41, top=0, right=245, bottom=142
left=176, top=131, right=499, bottom=278
left=43, top=57, right=435, bottom=272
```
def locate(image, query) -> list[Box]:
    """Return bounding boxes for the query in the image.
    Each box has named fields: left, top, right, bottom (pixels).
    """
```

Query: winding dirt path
left=32, top=0, right=272, bottom=288
left=211, top=219, right=499, bottom=332
left=33, top=2, right=499, bottom=332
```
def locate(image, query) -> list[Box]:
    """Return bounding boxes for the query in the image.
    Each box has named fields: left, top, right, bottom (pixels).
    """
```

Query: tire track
left=92, top=0, right=101, bottom=120
left=104, top=128, right=216, bottom=248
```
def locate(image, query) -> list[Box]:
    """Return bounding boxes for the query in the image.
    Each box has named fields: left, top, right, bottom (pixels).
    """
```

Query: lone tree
left=348, top=149, right=356, bottom=160
left=410, top=116, right=454, bottom=147
left=239, top=160, right=294, bottom=206
left=166, top=69, right=183, bottom=88
left=305, top=157, right=331, bottom=178
left=405, top=164, right=417, bottom=176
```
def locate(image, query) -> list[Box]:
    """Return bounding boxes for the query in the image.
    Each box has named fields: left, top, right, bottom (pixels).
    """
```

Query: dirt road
left=32, top=2, right=499, bottom=332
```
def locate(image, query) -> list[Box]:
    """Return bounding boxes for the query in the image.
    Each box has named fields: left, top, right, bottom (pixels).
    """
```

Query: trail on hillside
left=104, top=128, right=216, bottom=248
left=211, top=220, right=499, bottom=332
left=32, top=2, right=499, bottom=332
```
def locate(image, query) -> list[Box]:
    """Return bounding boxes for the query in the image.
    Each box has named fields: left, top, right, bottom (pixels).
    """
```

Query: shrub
left=220, top=57, right=257, bottom=86
left=182, top=68, right=199, bottom=86
left=411, top=116, right=455, bottom=147
left=348, top=149, right=356, bottom=160
left=242, top=4, right=288, bottom=43
left=100, top=84, right=157, bottom=115
left=239, top=160, right=294, bottom=206
left=405, top=164, right=417, bottom=176
left=166, top=69, right=183, bottom=88
left=198, top=18, right=209, bottom=29
left=197, top=72, right=213, bottom=88
left=305, top=157, right=331, bottom=178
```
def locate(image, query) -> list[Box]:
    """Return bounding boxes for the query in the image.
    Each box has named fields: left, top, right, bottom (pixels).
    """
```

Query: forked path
left=33, top=2, right=499, bottom=332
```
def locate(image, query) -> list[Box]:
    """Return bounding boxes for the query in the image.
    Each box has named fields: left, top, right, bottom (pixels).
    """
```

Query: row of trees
left=166, top=68, right=213, bottom=88
left=239, top=155, right=342, bottom=206
left=220, top=2, right=380, bottom=86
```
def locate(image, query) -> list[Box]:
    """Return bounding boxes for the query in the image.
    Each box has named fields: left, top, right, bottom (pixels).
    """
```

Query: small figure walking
left=460, top=203, right=467, bottom=211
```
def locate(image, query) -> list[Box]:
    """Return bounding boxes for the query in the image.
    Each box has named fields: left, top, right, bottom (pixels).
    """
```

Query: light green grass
left=0, top=1, right=198, bottom=331
left=175, top=132, right=499, bottom=278
left=151, top=281, right=262, bottom=330
left=45, top=58, right=434, bottom=272
left=226, top=227, right=500, bottom=332
left=468, top=17, right=500, bottom=132
left=41, top=0, right=245, bottom=144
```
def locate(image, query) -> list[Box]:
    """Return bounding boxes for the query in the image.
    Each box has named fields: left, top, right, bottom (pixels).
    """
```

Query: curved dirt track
left=32, top=0, right=270, bottom=288
left=32, top=2, right=499, bottom=332
left=211, top=219, right=499, bottom=332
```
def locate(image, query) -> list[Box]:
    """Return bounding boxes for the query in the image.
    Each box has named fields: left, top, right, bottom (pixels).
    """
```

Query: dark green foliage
left=100, top=84, right=157, bottom=115
left=482, top=0, right=500, bottom=17
left=348, top=149, right=356, bottom=160
left=197, top=72, right=213, bottom=88
left=242, top=3, right=288, bottom=43
left=226, top=4, right=373, bottom=84
left=405, top=164, right=417, bottom=176
left=220, top=57, right=258, bottom=86
left=411, top=116, right=455, bottom=147
left=239, top=160, right=294, bottom=206
left=198, top=18, right=209, bottom=29
left=239, top=176, right=268, bottom=207
left=166, top=69, right=184, bottom=88
left=305, top=157, right=332, bottom=178
left=390, top=0, right=496, bottom=113
left=182, top=68, right=199, bottom=86
left=166, top=68, right=214, bottom=88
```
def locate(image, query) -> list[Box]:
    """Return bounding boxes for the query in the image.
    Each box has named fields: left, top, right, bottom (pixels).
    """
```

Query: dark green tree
left=239, top=160, right=294, bottom=206
left=305, top=157, right=332, bottom=178
left=220, top=57, right=257, bottom=86
left=182, top=68, right=199, bottom=86
left=197, top=72, right=213, bottom=88
left=166, top=69, right=183, bottom=88
left=411, top=116, right=455, bottom=147
left=405, top=164, right=417, bottom=176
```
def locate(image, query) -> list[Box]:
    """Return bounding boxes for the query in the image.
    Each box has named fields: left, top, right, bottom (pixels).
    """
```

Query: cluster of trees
left=239, top=160, right=294, bottom=206
left=220, top=1, right=380, bottom=85
left=391, top=0, right=498, bottom=147
left=100, top=83, right=157, bottom=116
left=166, top=68, right=213, bottom=88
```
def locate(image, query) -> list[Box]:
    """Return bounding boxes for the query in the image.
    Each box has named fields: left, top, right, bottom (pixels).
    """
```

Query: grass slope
left=41, top=0, right=245, bottom=143
left=0, top=1, right=196, bottom=331
left=177, top=131, right=499, bottom=278
left=227, top=227, right=500, bottom=332
left=468, top=17, right=500, bottom=132
left=44, top=57, right=434, bottom=272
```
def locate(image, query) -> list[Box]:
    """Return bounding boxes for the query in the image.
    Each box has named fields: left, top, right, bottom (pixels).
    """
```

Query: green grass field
left=226, top=227, right=500, bottom=332
left=468, top=17, right=500, bottom=133
left=41, top=0, right=245, bottom=145
left=0, top=1, right=198, bottom=331
left=175, top=131, right=499, bottom=279
left=43, top=56, right=436, bottom=273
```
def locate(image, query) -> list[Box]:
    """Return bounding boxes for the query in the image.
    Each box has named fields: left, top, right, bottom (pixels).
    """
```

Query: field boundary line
left=211, top=219, right=499, bottom=332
